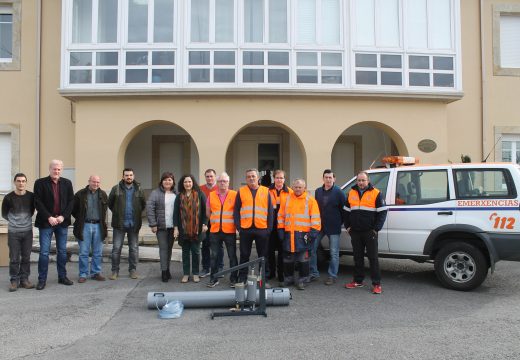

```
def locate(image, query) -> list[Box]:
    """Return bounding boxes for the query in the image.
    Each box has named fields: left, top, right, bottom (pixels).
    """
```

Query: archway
left=120, top=120, right=200, bottom=194
left=332, top=121, right=407, bottom=183
left=225, top=121, right=307, bottom=190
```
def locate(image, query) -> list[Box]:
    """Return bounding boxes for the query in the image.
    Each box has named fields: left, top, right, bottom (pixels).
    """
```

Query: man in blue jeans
left=34, top=160, right=75, bottom=290
left=72, top=175, right=108, bottom=283
left=310, top=169, right=346, bottom=285
left=108, top=168, right=146, bottom=280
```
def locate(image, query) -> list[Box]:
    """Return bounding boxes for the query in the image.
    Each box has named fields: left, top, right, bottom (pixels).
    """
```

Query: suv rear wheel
left=434, top=242, right=488, bottom=291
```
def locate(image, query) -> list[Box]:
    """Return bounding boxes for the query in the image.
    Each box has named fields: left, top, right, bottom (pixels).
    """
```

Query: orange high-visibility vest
left=269, top=187, right=293, bottom=210
left=278, top=192, right=321, bottom=252
left=209, top=190, right=237, bottom=233
left=239, top=186, right=269, bottom=229
left=347, top=188, right=381, bottom=212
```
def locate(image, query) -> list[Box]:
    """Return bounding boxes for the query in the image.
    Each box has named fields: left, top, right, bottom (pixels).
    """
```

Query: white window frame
left=239, top=0, right=289, bottom=46
left=493, top=4, right=520, bottom=76
left=294, top=0, right=343, bottom=48
left=187, top=0, right=237, bottom=45
left=501, top=135, right=520, bottom=165
left=0, top=125, right=19, bottom=192
left=0, top=0, right=20, bottom=70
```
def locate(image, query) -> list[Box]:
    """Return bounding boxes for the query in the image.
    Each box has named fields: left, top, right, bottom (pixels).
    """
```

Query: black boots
left=162, top=271, right=169, bottom=282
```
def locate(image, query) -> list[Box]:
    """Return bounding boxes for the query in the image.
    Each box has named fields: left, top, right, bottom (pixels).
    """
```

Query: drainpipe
left=35, top=0, right=42, bottom=177
left=480, top=0, right=488, bottom=161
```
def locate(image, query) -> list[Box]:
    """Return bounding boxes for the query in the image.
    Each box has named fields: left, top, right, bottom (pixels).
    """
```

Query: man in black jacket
left=72, top=175, right=108, bottom=283
left=34, top=160, right=75, bottom=290
left=344, top=171, right=387, bottom=294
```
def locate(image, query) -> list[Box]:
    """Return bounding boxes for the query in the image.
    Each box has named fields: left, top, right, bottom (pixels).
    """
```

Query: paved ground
left=1, top=256, right=520, bottom=360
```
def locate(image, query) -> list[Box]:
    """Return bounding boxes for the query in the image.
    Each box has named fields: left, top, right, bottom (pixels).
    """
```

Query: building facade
left=0, top=0, right=519, bottom=194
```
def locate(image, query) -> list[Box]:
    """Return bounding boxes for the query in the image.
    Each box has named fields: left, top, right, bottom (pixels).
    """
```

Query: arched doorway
left=332, top=122, right=407, bottom=183
left=123, top=121, right=200, bottom=194
left=225, top=121, right=306, bottom=190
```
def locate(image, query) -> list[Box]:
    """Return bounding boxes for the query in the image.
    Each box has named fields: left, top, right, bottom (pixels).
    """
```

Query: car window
left=396, top=170, right=448, bottom=205
left=454, top=169, right=515, bottom=198
left=342, top=171, right=390, bottom=199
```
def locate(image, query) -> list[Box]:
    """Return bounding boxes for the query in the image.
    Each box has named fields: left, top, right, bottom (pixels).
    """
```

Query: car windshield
left=341, top=171, right=390, bottom=199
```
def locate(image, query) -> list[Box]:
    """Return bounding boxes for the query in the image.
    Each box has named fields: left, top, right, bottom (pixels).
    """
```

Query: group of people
left=2, top=160, right=387, bottom=294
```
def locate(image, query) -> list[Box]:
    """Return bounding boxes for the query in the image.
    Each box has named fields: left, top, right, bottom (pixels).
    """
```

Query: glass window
left=356, top=71, right=377, bottom=85
left=429, top=0, right=451, bottom=49
left=355, top=54, right=377, bottom=67
left=354, top=0, right=374, bottom=46
left=152, top=51, right=175, bottom=65
left=189, top=51, right=210, bottom=65
left=215, top=0, right=234, bottom=42
left=343, top=171, right=390, bottom=200
left=191, top=0, right=209, bottom=42
left=269, top=0, right=287, bottom=43
left=409, top=73, right=430, bottom=86
left=97, top=52, right=118, bottom=66
left=268, top=69, right=289, bottom=83
left=152, top=69, right=174, bottom=83
left=70, top=52, right=92, bottom=66
left=297, top=69, right=318, bottom=83
left=0, top=11, right=12, bottom=59
left=381, top=72, right=402, bottom=85
left=398, top=170, right=448, bottom=205
left=409, top=55, right=429, bottom=69
left=243, top=51, right=264, bottom=65
left=407, top=0, right=427, bottom=48
left=126, top=52, right=148, bottom=65
left=322, top=70, right=342, bottom=84
left=128, top=0, right=148, bottom=43
left=154, top=0, right=174, bottom=42
left=214, top=51, right=235, bottom=65
left=455, top=169, right=513, bottom=198
left=433, top=56, right=453, bottom=70
left=70, top=70, right=92, bottom=84
left=126, top=69, right=148, bottom=83
left=297, top=0, right=316, bottom=44
left=96, top=69, right=118, bottom=83
left=321, top=0, right=340, bottom=44
left=214, top=68, right=235, bottom=82
left=502, top=137, right=520, bottom=165
left=379, top=0, right=399, bottom=47
left=244, top=0, right=263, bottom=43
left=500, top=14, right=520, bottom=68
left=72, top=0, right=92, bottom=43
left=98, top=0, right=117, bottom=43
left=268, top=52, right=289, bottom=66
left=322, top=52, right=341, bottom=66
left=189, top=69, right=210, bottom=82
left=433, top=73, right=453, bottom=87
left=243, top=69, right=264, bottom=82
left=297, top=52, right=317, bottom=66
left=381, top=55, right=401, bottom=68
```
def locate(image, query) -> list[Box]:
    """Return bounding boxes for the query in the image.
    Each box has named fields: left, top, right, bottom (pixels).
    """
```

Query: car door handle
left=437, top=211, right=453, bottom=215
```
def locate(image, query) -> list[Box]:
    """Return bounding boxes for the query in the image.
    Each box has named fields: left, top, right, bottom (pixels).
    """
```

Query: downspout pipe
left=35, top=0, right=42, bottom=178
left=480, top=0, right=488, bottom=161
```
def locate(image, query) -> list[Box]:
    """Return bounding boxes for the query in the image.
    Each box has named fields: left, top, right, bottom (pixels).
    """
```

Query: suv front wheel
left=434, top=242, right=488, bottom=291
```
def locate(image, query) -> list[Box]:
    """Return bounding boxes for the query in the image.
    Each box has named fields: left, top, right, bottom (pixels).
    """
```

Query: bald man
left=72, top=175, right=109, bottom=283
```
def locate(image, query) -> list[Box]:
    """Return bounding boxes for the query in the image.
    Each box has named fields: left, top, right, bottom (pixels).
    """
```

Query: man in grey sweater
left=1, top=173, right=35, bottom=292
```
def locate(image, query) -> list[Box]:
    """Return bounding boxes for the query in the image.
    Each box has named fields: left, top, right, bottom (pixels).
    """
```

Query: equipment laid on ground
left=147, top=257, right=291, bottom=318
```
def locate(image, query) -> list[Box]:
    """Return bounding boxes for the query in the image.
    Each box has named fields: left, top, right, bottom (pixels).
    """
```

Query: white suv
left=319, top=160, right=520, bottom=291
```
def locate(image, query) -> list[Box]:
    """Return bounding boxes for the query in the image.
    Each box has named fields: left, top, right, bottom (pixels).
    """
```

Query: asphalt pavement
left=1, top=256, right=520, bottom=360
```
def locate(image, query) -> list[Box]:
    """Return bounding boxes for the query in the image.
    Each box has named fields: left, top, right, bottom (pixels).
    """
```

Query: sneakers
left=58, top=277, right=74, bottom=286
left=181, top=275, right=189, bottom=283
left=207, top=279, right=219, bottom=288
left=199, top=269, right=210, bottom=278
left=91, top=273, right=106, bottom=281
left=296, top=282, right=305, bottom=290
left=309, top=274, right=320, bottom=282
left=229, top=281, right=236, bottom=288
left=345, top=281, right=365, bottom=289
left=9, top=281, right=18, bottom=292
left=193, top=275, right=200, bottom=283
left=372, top=284, right=382, bottom=294
left=324, top=277, right=336, bottom=285
left=109, top=272, right=118, bottom=280
left=129, top=271, right=138, bottom=279
left=19, top=280, right=35, bottom=289
left=78, top=277, right=87, bottom=284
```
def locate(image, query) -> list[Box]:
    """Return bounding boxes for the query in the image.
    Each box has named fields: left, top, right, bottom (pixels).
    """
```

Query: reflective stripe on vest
left=209, top=190, right=237, bottom=233
left=239, top=186, right=269, bottom=229
left=280, top=193, right=321, bottom=252
left=347, top=188, right=381, bottom=213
